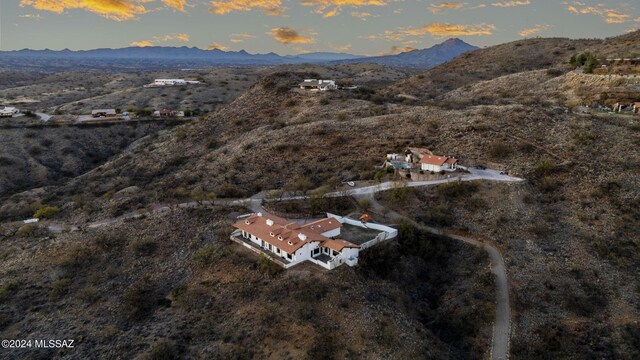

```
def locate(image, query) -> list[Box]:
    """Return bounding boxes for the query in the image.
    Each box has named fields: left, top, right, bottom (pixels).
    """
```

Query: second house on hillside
left=420, top=155, right=458, bottom=172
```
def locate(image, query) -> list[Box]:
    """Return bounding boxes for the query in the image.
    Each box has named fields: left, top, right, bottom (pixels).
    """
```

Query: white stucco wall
left=421, top=163, right=443, bottom=172
left=321, top=228, right=341, bottom=238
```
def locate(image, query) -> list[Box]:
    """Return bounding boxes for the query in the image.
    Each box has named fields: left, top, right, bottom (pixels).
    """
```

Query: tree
left=33, top=205, right=61, bottom=219
left=357, top=197, right=372, bottom=213
left=191, top=190, right=216, bottom=206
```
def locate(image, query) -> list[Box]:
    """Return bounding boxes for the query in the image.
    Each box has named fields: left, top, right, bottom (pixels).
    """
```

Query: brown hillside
left=387, top=31, right=640, bottom=101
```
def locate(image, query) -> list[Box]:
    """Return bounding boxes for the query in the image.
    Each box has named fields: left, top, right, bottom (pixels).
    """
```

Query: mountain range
left=0, top=39, right=477, bottom=71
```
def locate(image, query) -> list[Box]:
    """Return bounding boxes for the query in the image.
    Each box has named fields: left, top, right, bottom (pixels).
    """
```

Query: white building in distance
left=299, top=79, right=338, bottom=91
left=0, top=107, right=19, bottom=117
left=144, top=79, right=201, bottom=87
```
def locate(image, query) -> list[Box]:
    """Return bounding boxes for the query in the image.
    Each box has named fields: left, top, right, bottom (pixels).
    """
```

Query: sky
left=0, top=0, right=639, bottom=55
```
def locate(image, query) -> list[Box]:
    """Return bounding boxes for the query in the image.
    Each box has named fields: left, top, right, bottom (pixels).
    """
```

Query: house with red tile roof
left=231, top=212, right=359, bottom=270
left=420, top=154, right=458, bottom=173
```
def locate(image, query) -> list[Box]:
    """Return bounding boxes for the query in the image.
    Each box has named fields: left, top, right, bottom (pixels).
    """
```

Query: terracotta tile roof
left=322, top=239, right=359, bottom=252
left=299, top=218, right=342, bottom=234
left=233, top=212, right=357, bottom=255
left=420, top=155, right=457, bottom=166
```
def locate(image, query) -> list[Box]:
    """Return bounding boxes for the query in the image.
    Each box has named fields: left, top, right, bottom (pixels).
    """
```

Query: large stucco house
left=232, top=212, right=359, bottom=270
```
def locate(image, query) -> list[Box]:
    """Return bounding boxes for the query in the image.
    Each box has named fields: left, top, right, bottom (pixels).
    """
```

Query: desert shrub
left=418, top=205, right=455, bottom=227
left=488, top=140, right=511, bottom=159
left=49, top=278, right=71, bottom=300
left=193, top=244, right=221, bottom=268
left=59, top=244, right=96, bottom=272
left=191, top=190, right=216, bottom=205
left=359, top=242, right=400, bottom=278
left=215, top=182, right=246, bottom=198
left=33, top=205, right=61, bottom=219
left=546, top=68, right=564, bottom=77
left=93, top=232, right=127, bottom=250
left=129, top=238, right=157, bottom=256
left=28, top=146, right=43, bottom=156
left=529, top=221, right=549, bottom=236
left=284, top=99, right=297, bottom=107
left=0, top=282, right=18, bottom=303
left=0, top=156, right=15, bottom=166
left=76, top=286, right=100, bottom=304
left=206, top=138, right=218, bottom=149
left=170, top=285, right=187, bottom=302
left=572, top=131, right=596, bottom=145
left=258, top=254, right=282, bottom=277
left=40, top=138, right=53, bottom=148
left=176, top=128, right=187, bottom=141
left=533, top=158, right=556, bottom=177
left=436, top=181, right=478, bottom=199
left=319, top=98, right=330, bottom=105
left=16, top=223, right=38, bottom=238
left=538, top=176, right=561, bottom=193
left=141, top=339, right=179, bottom=360
left=123, top=276, right=159, bottom=319
left=386, top=183, right=413, bottom=204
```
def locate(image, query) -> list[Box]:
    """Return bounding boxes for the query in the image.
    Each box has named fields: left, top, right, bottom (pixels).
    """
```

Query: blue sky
left=1, top=1, right=638, bottom=55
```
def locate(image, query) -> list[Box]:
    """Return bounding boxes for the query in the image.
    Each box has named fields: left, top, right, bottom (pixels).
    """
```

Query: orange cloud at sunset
left=209, top=0, right=284, bottom=15
left=20, top=0, right=149, bottom=21
left=269, top=27, right=315, bottom=44
left=388, top=23, right=496, bottom=39
left=300, top=0, right=386, bottom=18
left=130, top=33, right=190, bottom=47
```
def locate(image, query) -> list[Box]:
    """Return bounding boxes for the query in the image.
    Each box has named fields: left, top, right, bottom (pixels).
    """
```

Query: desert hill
left=388, top=30, right=640, bottom=101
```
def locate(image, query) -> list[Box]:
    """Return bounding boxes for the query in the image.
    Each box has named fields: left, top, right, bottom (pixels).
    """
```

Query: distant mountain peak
left=442, top=38, right=466, bottom=45
left=331, top=38, right=478, bottom=69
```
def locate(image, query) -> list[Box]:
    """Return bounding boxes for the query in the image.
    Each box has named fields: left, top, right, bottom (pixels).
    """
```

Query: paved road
left=35, top=113, right=51, bottom=122
left=327, top=168, right=523, bottom=197
left=43, top=168, right=517, bottom=359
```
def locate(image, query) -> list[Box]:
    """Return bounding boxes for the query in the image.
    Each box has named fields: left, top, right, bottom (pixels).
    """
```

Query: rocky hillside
left=0, top=122, right=178, bottom=201
left=388, top=30, right=640, bottom=101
